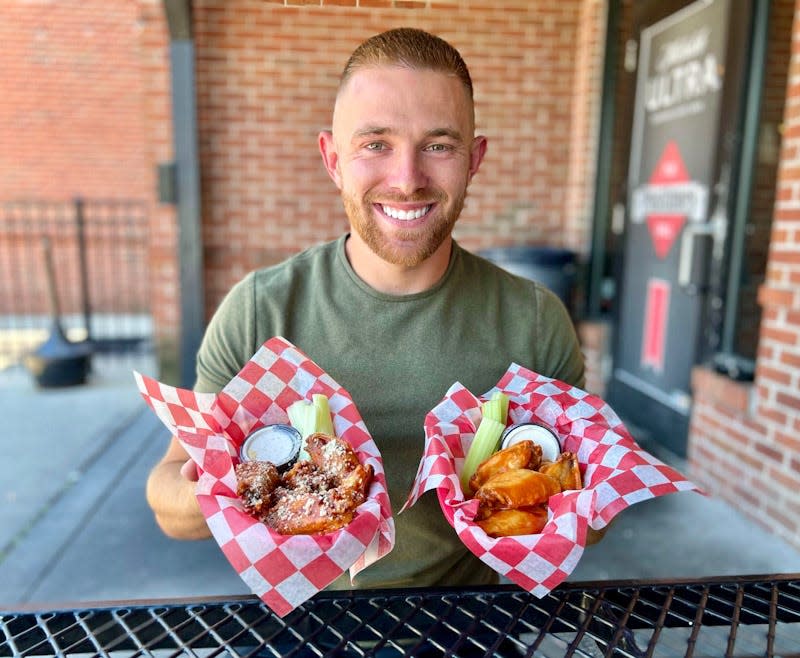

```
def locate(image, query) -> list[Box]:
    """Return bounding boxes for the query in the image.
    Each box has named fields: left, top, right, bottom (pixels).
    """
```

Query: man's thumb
left=180, top=459, right=199, bottom=482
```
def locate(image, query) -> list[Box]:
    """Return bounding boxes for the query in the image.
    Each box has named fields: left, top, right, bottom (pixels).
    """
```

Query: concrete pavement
left=1, top=356, right=800, bottom=610
left=0, top=357, right=248, bottom=607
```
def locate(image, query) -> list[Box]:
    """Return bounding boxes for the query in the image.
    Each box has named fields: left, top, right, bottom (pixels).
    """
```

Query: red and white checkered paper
left=402, top=363, right=701, bottom=597
left=134, top=336, right=395, bottom=617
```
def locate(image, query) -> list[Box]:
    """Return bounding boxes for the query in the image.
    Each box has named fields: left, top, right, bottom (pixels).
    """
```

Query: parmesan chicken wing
left=266, top=480, right=363, bottom=534
left=236, top=433, right=374, bottom=535
left=235, top=461, right=281, bottom=518
left=306, top=432, right=362, bottom=477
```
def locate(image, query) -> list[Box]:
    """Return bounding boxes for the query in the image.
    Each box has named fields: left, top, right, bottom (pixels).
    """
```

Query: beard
left=341, top=188, right=466, bottom=267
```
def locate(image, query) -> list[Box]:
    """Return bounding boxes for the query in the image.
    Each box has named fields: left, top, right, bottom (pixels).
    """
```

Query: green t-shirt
left=195, top=235, right=585, bottom=589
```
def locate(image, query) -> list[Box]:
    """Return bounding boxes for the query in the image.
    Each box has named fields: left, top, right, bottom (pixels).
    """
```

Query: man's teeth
left=381, top=204, right=431, bottom=220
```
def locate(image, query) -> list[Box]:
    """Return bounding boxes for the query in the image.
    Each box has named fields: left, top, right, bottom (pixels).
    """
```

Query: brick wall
left=564, top=0, right=606, bottom=252
left=192, top=0, right=606, bottom=310
left=688, top=0, right=800, bottom=550
left=0, top=1, right=151, bottom=200
left=0, top=0, right=606, bottom=383
left=0, top=1, right=179, bottom=370
left=0, top=0, right=606, bottom=377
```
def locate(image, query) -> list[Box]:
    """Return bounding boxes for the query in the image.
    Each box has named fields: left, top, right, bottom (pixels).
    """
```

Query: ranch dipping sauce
left=501, top=422, right=561, bottom=462
left=240, top=424, right=301, bottom=470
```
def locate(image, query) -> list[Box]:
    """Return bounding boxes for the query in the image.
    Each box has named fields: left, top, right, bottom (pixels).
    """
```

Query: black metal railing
left=2, top=575, right=799, bottom=657
left=0, top=198, right=153, bottom=371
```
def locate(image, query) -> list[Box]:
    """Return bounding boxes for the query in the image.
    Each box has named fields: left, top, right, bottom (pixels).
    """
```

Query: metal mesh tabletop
left=2, top=574, right=799, bottom=657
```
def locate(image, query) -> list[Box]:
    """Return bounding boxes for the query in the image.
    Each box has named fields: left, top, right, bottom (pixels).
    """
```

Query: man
left=146, top=27, right=585, bottom=589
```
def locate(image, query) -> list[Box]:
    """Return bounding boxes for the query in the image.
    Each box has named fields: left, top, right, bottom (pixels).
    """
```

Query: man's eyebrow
left=353, top=126, right=390, bottom=139
left=425, top=127, right=464, bottom=142
left=351, top=126, right=465, bottom=141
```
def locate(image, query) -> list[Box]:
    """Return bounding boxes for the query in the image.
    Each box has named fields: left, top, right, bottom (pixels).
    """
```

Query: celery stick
left=287, top=400, right=311, bottom=435
left=312, top=394, right=335, bottom=436
left=460, top=393, right=509, bottom=494
left=482, top=391, right=509, bottom=423
left=494, top=391, right=509, bottom=422
left=287, top=400, right=314, bottom=460
left=460, top=417, right=505, bottom=494
left=297, top=408, right=314, bottom=460
left=287, top=395, right=335, bottom=461
left=481, top=399, right=498, bottom=423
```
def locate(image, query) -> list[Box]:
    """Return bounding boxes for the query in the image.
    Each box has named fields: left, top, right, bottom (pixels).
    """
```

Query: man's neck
left=344, top=234, right=453, bottom=295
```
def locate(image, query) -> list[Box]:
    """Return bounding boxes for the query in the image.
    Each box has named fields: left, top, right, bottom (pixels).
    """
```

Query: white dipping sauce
left=500, top=423, right=561, bottom=462
left=240, top=424, right=301, bottom=468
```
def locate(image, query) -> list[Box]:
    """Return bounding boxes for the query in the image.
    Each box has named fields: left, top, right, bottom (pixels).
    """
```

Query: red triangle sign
left=646, top=214, right=685, bottom=259
left=646, top=141, right=689, bottom=259
left=650, top=141, right=689, bottom=185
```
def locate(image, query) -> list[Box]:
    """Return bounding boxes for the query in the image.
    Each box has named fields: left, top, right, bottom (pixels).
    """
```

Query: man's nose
left=387, top=148, right=429, bottom=195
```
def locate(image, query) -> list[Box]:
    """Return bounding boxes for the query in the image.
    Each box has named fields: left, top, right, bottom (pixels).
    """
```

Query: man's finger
left=180, top=459, right=199, bottom=482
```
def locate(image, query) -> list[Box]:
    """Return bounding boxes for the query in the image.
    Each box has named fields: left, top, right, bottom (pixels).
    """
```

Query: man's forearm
left=146, top=461, right=211, bottom=540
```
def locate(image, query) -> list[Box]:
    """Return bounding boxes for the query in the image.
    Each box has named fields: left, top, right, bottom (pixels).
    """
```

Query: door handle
left=678, top=212, right=726, bottom=294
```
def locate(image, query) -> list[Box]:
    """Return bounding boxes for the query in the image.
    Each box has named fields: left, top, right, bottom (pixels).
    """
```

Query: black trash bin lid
left=478, top=245, right=576, bottom=266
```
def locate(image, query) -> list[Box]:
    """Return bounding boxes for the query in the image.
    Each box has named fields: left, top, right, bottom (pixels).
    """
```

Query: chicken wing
left=468, top=439, right=542, bottom=493
left=475, top=468, right=561, bottom=509
left=266, top=482, right=361, bottom=534
left=236, top=433, right=373, bottom=535
left=475, top=506, right=548, bottom=537
left=235, top=461, right=281, bottom=517
left=306, top=432, right=362, bottom=477
left=538, top=451, right=582, bottom=491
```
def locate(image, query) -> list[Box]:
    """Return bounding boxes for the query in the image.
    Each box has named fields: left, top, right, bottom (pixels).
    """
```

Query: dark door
left=607, top=0, right=751, bottom=456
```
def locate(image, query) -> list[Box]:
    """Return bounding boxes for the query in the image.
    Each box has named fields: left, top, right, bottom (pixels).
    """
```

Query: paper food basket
left=403, top=363, right=702, bottom=597
left=135, top=337, right=395, bottom=616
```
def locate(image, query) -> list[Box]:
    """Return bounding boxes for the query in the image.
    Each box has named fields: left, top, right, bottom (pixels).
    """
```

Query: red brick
left=756, top=363, right=794, bottom=386
left=760, top=324, right=798, bottom=345
left=692, top=367, right=753, bottom=413
left=752, top=440, right=785, bottom=463
left=776, top=391, right=800, bottom=411
left=776, top=349, right=800, bottom=378
left=757, top=283, right=796, bottom=307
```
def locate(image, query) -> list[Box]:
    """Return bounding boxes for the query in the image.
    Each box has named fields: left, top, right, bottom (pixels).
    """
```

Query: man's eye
left=365, top=142, right=385, bottom=151
left=426, top=143, right=450, bottom=152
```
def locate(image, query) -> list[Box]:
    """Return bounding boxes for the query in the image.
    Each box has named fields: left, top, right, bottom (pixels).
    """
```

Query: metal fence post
left=74, top=198, right=92, bottom=344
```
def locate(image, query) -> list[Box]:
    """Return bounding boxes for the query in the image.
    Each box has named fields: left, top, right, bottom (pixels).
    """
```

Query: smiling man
left=319, top=54, right=486, bottom=294
left=146, top=28, right=586, bottom=590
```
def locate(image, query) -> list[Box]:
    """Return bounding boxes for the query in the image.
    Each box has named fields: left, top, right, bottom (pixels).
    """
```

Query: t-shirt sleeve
left=193, top=273, right=257, bottom=393
left=534, top=285, right=586, bottom=389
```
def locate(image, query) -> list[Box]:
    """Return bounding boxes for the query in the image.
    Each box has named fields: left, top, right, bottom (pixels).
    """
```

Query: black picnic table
left=2, top=573, right=799, bottom=657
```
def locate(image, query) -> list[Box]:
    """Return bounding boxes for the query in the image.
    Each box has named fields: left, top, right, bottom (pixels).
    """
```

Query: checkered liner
left=402, top=363, right=701, bottom=597
left=134, top=336, right=395, bottom=617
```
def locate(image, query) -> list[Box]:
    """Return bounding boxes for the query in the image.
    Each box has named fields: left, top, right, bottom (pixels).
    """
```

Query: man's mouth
left=380, top=204, right=432, bottom=221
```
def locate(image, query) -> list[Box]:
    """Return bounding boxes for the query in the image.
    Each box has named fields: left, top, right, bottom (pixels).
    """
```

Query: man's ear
left=468, top=135, right=488, bottom=181
left=318, top=130, right=342, bottom=189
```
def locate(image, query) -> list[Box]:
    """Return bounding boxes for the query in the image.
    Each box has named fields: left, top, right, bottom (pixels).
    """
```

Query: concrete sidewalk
left=1, top=359, right=800, bottom=609
left=0, top=359, right=248, bottom=607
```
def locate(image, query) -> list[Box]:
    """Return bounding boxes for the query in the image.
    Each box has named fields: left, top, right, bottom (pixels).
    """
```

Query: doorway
left=603, top=0, right=765, bottom=456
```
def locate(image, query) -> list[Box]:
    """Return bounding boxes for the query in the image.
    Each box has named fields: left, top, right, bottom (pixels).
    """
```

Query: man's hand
left=145, top=437, right=211, bottom=540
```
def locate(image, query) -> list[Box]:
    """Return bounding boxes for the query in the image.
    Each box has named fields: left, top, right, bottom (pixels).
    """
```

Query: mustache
left=365, top=190, right=446, bottom=204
